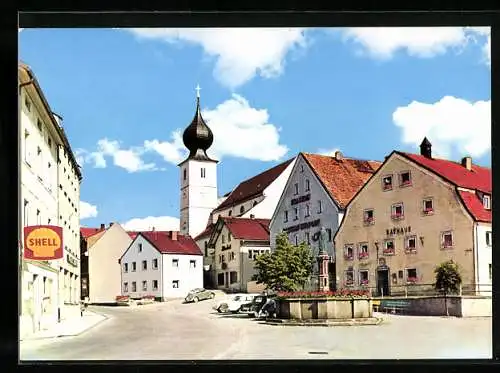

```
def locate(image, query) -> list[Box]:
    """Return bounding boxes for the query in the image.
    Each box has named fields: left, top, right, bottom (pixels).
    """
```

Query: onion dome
left=182, top=86, right=216, bottom=162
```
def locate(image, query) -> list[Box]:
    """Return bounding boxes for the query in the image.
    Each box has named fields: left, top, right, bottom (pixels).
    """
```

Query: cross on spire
left=195, top=84, right=201, bottom=99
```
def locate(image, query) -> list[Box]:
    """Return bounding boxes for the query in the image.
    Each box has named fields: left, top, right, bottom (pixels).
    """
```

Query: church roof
left=302, top=153, right=382, bottom=209
left=215, top=158, right=294, bottom=211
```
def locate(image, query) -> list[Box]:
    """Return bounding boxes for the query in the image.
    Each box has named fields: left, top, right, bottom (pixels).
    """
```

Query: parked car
left=245, top=293, right=277, bottom=318
left=213, top=293, right=259, bottom=313
left=184, top=288, right=216, bottom=303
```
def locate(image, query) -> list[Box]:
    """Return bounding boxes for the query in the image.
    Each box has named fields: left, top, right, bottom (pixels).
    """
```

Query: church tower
left=179, top=86, right=218, bottom=238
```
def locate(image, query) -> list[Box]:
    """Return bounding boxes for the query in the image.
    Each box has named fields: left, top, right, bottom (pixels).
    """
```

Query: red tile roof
left=302, top=153, right=382, bottom=209
left=399, top=152, right=491, bottom=194
left=222, top=217, right=270, bottom=241
left=127, top=230, right=169, bottom=240
left=80, top=227, right=105, bottom=239
left=457, top=190, right=492, bottom=223
left=194, top=224, right=216, bottom=241
left=215, top=158, right=294, bottom=211
left=141, top=231, right=202, bottom=256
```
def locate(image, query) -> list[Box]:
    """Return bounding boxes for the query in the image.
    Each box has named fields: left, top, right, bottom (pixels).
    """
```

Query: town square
left=18, top=26, right=491, bottom=361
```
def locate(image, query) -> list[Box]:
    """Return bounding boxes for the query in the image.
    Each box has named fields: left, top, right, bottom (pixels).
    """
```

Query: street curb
left=262, top=317, right=384, bottom=327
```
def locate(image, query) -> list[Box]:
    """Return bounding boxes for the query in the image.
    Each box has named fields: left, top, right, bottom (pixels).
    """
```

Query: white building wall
left=179, top=159, right=218, bottom=238
left=121, top=235, right=163, bottom=299
left=475, top=223, right=492, bottom=295
left=161, top=254, right=203, bottom=298
left=270, top=155, right=341, bottom=260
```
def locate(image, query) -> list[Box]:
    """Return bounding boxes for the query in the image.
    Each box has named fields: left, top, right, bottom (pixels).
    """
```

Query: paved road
left=20, top=298, right=492, bottom=360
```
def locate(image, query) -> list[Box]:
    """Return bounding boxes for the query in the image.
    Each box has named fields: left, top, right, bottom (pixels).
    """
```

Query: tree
left=252, top=232, right=314, bottom=292
left=434, top=260, right=462, bottom=316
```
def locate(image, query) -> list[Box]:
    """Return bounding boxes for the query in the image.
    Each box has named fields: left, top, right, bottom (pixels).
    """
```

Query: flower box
left=360, top=280, right=369, bottom=286
left=358, top=252, right=369, bottom=259
left=400, top=181, right=411, bottom=187
left=405, top=248, right=417, bottom=254
left=364, top=217, right=374, bottom=224
left=382, top=249, right=395, bottom=255
left=423, top=208, right=433, bottom=214
left=391, top=214, right=403, bottom=220
left=406, top=277, right=418, bottom=284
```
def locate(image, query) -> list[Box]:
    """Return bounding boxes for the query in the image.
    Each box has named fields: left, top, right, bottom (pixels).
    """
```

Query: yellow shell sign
left=24, top=225, right=63, bottom=260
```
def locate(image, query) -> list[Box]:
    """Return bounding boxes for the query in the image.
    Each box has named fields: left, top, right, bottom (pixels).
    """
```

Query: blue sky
left=18, top=27, right=491, bottom=231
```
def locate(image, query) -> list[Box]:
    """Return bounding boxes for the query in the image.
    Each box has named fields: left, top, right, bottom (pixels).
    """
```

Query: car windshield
left=190, top=289, right=203, bottom=294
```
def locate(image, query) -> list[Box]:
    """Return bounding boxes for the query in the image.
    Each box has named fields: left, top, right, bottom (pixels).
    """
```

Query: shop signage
left=67, top=254, right=78, bottom=267
left=291, top=193, right=311, bottom=206
left=284, top=219, right=320, bottom=233
left=24, top=225, right=63, bottom=260
left=386, top=226, right=411, bottom=236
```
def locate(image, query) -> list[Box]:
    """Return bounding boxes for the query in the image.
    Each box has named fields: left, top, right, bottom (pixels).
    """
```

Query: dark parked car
left=184, top=288, right=215, bottom=303
left=243, top=294, right=277, bottom=318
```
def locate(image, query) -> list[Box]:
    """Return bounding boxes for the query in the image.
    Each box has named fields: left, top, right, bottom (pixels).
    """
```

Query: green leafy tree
left=434, top=260, right=462, bottom=316
left=252, top=232, right=314, bottom=292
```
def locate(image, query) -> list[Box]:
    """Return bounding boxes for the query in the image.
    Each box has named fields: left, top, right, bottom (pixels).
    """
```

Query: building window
left=345, top=269, right=354, bottom=286
left=358, top=242, right=369, bottom=259
left=230, top=271, right=238, bottom=284
left=36, top=209, right=41, bottom=225
left=231, top=252, right=237, bottom=261
left=132, top=262, right=136, bottom=272
left=24, top=96, right=31, bottom=111
left=222, top=234, right=226, bottom=244
left=240, top=206, right=245, bottom=215
left=152, top=280, right=158, bottom=291
left=326, top=228, right=332, bottom=242
left=248, top=250, right=253, bottom=259
left=441, top=231, right=454, bottom=249
left=383, top=240, right=395, bottom=255
left=486, top=231, right=492, bottom=246
left=300, top=165, right=304, bottom=173
left=382, top=175, right=393, bottom=191
left=123, top=282, right=128, bottom=293
left=190, top=260, right=196, bottom=268
left=172, top=259, right=179, bottom=267
left=344, top=245, right=354, bottom=261
left=359, top=270, right=369, bottom=286
left=363, top=209, right=374, bottom=225
left=217, top=273, right=225, bottom=286
left=131, top=282, right=136, bottom=292
left=283, top=210, right=288, bottom=223
left=142, top=281, right=147, bottom=291
left=399, top=171, right=412, bottom=187
left=406, top=268, right=418, bottom=284
left=293, top=207, right=299, bottom=221
left=24, top=130, right=32, bottom=166
left=483, top=195, right=491, bottom=210
left=294, top=183, right=299, bottom=195
left=489, top=264, right=492, bottom=280
left=151, top=258, right=158, bottom=269
left=124, top=263, right=128, bottom=273
left=305, top=204, right=310, bottom=217
left=294, top=235, right=298, bottom=246
left=48, top=137, right=52, bottom=148
left=201, top=168, right=206, bottom=178
left=172, top=280, right=179, bottom=288
left=305, top=232, right=310, bottom=244
left=391, top=202, right=404, bottom=220
left=305, top=179, right=310, bottom=192
left=183, top=169, right=187, bottom=181
left=228, top=210, right=232, bottom=217
left=138, top=243, right=142, bottom=253
left=37, top=118, right=42, bottom=131
left=423, top=198, right=434, bottom=215
left=405, top=235, right=417, bottom=254
left=142, top=260, right=147, bottom=270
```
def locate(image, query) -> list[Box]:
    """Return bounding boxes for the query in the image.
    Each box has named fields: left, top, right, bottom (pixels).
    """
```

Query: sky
left=18, top=27, right=491, bottom=231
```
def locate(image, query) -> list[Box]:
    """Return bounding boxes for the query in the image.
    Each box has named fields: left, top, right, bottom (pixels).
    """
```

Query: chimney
left=250, top=214, right=255, bottom=219
left=170, top=231, right=178, bottom=241
left=100, top=223, right=105, bottom=230
left=461, top=156, right=472, bottom=171
left=334, top=151, right=343, bottom=161
left=152, top=226, right=155, bottom=232
left=420, top=137, right=432, bottom=158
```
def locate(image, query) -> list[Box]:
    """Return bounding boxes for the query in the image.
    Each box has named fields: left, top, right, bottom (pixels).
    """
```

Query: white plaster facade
left=475, top=223, right=492, bottom=295
left=87, top=223, right=132, bottom=304
left=121, top=234, right=203, bottom=299
left=179, top=158, right=218, bottom=239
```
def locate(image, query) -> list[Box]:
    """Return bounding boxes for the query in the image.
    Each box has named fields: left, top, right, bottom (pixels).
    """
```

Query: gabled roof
left=214, top=158, right=294, bottom=211
left=127, top=230, right=169, bottom=240
left=457, top=190, right=492, bottom=223
left=140, top=231, right=202, bottom=256
left=302, top=153, right=382, bottom=209
left=221, top=217, right=270, bottom=241
left=194, top=224, right=216, bottom=241
left=398, top=152, right=491, bottom=194
left=80, top=227, right=105, bottom=239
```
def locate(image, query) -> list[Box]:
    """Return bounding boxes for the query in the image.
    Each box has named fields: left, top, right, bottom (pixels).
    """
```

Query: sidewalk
left=20, top=310, right=108, bottom=341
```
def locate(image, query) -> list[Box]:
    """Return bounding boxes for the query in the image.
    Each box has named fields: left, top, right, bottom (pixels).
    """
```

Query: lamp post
left=317, top=227, right=330, bottom=292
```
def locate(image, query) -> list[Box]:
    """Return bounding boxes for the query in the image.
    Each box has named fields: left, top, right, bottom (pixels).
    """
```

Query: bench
left=372, top=300, right=381, bottom=312
left=380, top=300, right=411, bottom=314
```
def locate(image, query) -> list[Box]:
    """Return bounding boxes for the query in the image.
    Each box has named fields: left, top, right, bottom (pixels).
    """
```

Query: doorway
left=328, top=262, right=336, bottom=291
left=376, top=268, right=390, bottom=297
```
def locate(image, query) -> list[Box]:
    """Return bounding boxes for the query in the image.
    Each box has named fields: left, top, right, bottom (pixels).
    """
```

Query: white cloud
left=341, top=27, right=490, bottom=65
left=392, top=96, right=491, bottom=159
left=146, top=94, right=288, bottom=163
left=77, top=139, right=158, bottom=173
left=317, top=148, right=340, bottom=157
left=120, top=216, right=180, bottom=231
left=80, top=201, right=98, bottom=220
left=124, top=28, right=308, bottom=89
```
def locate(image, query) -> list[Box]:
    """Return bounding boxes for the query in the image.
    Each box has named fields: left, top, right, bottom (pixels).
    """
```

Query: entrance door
left=376, top=268, right=390, bottom=297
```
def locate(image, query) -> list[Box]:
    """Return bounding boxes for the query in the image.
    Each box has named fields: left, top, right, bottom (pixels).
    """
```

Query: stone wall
left=278, top=298, right=373, bottom=320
